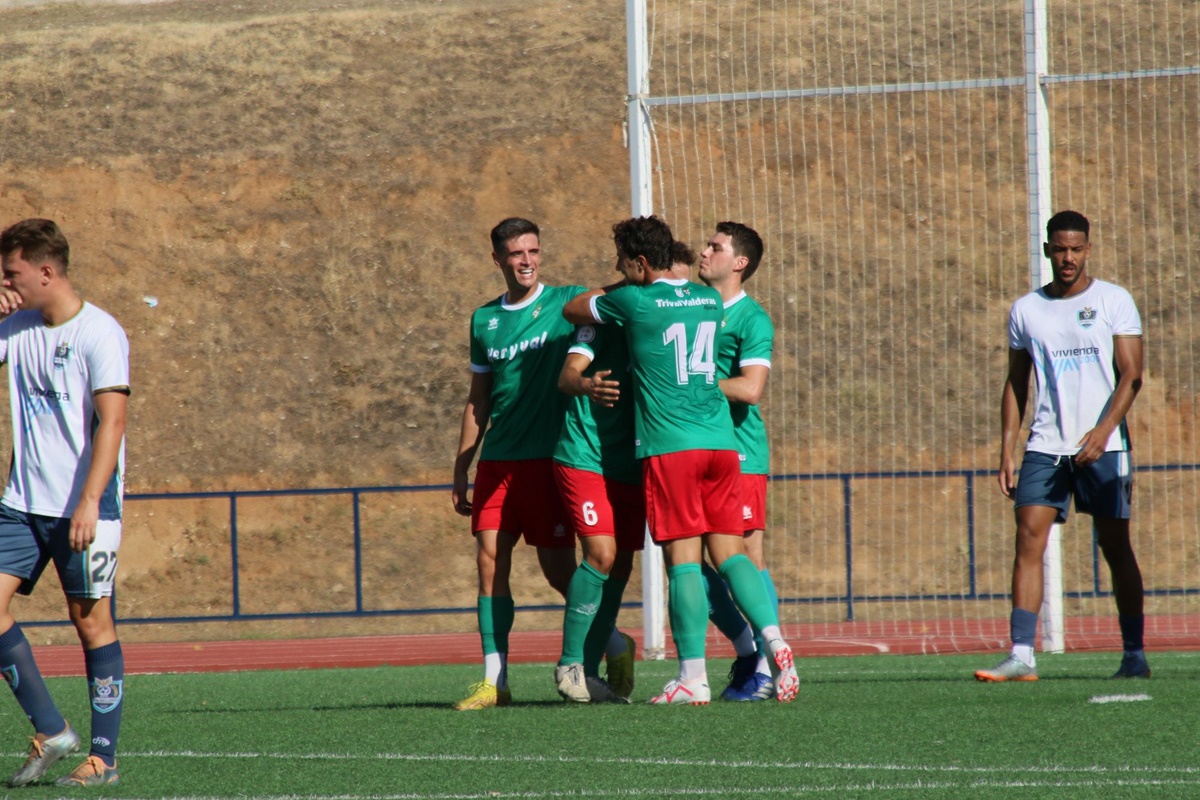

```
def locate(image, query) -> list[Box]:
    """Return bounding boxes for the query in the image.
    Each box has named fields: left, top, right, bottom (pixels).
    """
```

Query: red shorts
left=472, top=459, right=575, bottom=548
left=643, top=450, right=742, bottom=542
left=553, top=464, right=645, bottom=552
left=741, top=473, right=767, bottom=532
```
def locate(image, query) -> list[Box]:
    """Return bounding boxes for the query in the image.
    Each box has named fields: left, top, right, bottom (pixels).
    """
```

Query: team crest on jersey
left=2, top=665, right=18, bottom=689
left=487, top=317, right=499, bottom=331
left=1077, top=307, right=1097, bottom=329
left=575, top=325, right=596, bottom=344
left=674, top=286, right=691, bottom=298
left=53, top=343, right=72, bottom=370
left=532, top=305, right=543, bottom=319
left=91, top=676, right=123, bottom=714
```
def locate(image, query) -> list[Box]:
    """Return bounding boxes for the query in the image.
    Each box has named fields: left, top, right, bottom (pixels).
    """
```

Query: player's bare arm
left=562, top=281, right=625, bottom=325
left=69, top=389, right=128, bottom=553
left=998, top=347, right=1032, bottom=498
left=719, top=364, right=769, bottom=405
left=452, top=371, right=492, bottom=516
left=1074, top=334, right=1144, bottom=467
left=558, top=351, right=620, bottom=408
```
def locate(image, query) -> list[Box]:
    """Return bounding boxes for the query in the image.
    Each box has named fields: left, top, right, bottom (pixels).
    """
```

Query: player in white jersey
left=0, top=219, right=129, bottom=787
left=976, top=210, right=1148, bottom=682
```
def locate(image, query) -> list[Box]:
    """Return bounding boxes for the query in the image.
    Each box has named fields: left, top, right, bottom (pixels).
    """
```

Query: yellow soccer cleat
left=453, top=680, right=512, bottom=711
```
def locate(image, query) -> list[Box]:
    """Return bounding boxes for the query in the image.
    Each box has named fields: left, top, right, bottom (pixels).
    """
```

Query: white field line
left=78, top=749, right=1200, bottom=776
left=77, top=778, right=1200, bottom=800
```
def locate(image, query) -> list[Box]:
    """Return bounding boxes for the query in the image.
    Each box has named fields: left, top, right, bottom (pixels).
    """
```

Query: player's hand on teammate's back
left=583, top=369, right=620, bottom=408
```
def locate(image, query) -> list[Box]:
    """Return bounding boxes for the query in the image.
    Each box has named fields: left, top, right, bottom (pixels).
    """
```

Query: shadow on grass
left=162, top=699, right=575, bottom=713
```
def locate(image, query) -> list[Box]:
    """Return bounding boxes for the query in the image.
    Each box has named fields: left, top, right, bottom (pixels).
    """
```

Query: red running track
left=31, top=615, right=1200, bottom=677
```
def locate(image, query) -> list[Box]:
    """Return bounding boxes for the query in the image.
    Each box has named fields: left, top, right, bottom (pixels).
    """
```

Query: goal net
left=633, top=0, right=1200, bottom=654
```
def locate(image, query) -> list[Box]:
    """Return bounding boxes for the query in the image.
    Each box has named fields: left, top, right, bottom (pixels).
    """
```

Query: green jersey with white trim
left=592, top=279, right=736, bottom=458
left=552, top=324, right=640, bottom=485
left=718, top=291, right=774, bottom=475
left=469, top=283, right=585, bottom=462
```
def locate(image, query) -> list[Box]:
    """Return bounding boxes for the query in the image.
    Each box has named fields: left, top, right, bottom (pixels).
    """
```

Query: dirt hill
left=2, top=0, right=1198, bottom=644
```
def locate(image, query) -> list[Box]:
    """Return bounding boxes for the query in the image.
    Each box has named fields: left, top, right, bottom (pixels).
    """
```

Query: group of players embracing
left=451, top=215, right=794, bottom=708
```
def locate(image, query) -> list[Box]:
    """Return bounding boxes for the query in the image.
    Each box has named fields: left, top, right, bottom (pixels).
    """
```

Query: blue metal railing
left=21, top=464, right=1200, bottom=628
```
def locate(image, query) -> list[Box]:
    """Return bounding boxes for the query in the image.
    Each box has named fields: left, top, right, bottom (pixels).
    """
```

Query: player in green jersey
left=563, top=216, right=798, bottom=705
left=551, top=251, right=694, bottom=703
left=698, top=221, right=782, bottom=701
left=451, top=218, right=584, bottom=710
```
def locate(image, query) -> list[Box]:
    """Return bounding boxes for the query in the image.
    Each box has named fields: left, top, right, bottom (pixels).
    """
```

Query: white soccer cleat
left=766, top=639, right=799, bottom=703
left=648, top=678, right=710, bottom=705
left=974, top=653, right=1038, bottom=682
left=554, top=663, right=590, bottom=703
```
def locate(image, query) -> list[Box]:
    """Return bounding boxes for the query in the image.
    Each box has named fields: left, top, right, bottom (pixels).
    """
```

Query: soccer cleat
left=767, top=640, right=800, bottom=703
left=605, top=631, right=636, bottom=700
left=586, top=675, right=629, bottom=704
left=974, top=654, right=1038, bottom=682
left=719, top=654, right=758, bottom=701
left=648, top=678, right=711, bottom=705
left=55, top=756, right=120, bottom=788
left=554, top=663, right=590, bottom=703
left=1111, top=651, right=1151, bottom=679
left=724, top=671, right=775, bottom=701
left=751, top=671, right=776, bottom=700
left=8, top=723, right=81, bottom=787
left=453, top=680, right=512, bottom=710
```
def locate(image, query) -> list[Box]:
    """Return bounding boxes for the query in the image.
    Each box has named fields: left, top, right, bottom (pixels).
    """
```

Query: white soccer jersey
left=0, top=303, right=130, bottom=519
left=1008, top=278, right=1141, bottom=456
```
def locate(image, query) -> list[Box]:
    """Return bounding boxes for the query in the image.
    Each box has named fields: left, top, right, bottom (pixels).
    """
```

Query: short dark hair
left=612, top=216, right=673, bottom=271
left=490, top=217, right=539, bottom=255
left=1047, top=210, right=1090, bottom=241
left=670, top=239, right=697, bottom=267
left=0, top=218, right=70, bottom=274
left=715, top=220, right=764, bottom=282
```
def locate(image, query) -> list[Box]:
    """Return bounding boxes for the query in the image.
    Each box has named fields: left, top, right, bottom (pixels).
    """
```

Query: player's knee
left=68, top=607, right=114, bottom=647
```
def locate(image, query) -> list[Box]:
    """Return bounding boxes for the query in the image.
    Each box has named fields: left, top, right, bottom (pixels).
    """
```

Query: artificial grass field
left=3, top=651, right=1197, bottom=799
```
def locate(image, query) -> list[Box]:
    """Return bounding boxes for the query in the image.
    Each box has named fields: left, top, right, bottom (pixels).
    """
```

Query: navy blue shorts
left=1014, top=451, right=1133, bottom=524
left=0, top=504, right=121, bottom=598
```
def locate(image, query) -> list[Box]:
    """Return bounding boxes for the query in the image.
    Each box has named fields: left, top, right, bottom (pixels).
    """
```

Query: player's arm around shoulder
left=563, top=281, right=628, bottom=325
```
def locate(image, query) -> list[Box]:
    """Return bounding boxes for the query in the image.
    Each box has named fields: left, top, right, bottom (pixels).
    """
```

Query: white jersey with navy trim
left=0, top=303, right=130, bottom=520
left=1008, top=278, right=1141, bottom=456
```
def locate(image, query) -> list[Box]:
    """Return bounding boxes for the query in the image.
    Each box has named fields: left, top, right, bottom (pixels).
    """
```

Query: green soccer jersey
left=469, top=283, right=585, bottom=462
left=718, top=291, right=774, bottom=475
left=593, top=278, right=736, bottom=458
left=552, top=323, right=640, bottom=485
